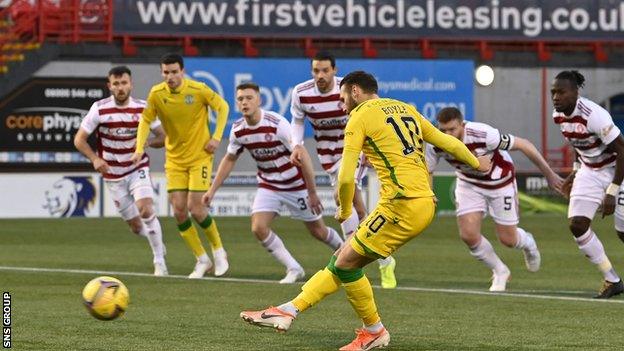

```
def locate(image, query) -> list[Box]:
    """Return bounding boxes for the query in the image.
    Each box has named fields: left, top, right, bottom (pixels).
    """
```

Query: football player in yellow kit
left=239, top=70, right=491, bottom=351
left=132, top=53, right=229, bottom=279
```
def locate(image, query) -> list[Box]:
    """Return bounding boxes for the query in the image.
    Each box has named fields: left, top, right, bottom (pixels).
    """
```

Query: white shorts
left=568, top=165, right=624, bottom=230
left=329, top=153, right=368, bottom=190
left=454, top=179, right=519, bottom=226
left=105, top=167, right=154, bottom=220
left=252, top=187, right=322, bottom=222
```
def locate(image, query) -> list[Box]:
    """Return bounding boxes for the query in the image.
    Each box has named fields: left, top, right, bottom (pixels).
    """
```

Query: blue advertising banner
left=114, top=1, right=624, bottom=41
left=184, top=57, right=473, bottom=137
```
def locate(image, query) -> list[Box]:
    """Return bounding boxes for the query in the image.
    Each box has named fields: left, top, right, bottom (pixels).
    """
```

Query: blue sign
left=184, top=57, right=473, bottom=137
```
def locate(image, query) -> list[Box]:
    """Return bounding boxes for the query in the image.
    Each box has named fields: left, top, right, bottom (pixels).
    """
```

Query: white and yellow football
left=82, top=276, right=129, bottom=321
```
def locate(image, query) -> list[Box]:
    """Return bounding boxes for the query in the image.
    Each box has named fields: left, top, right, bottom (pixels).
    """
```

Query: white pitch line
left=0, top=265, right=622, bottom=304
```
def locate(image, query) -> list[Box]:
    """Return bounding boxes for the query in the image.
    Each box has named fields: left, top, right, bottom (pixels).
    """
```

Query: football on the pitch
left=82, top=276, right=129, bottom=321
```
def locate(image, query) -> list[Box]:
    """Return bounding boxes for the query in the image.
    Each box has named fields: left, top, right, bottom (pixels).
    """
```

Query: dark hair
left=236, top=82, right=260, bottom=92
left=108, top=65, right=131, bottom=78
left=312, top=51, right=335, bottom=68
left=339, top=71, right=378, bottom=94
left=436, top=107, right=464, bottom=123
left=160, top=53, right=184, bottom=69
left=555, top=70, right=585, bottom=89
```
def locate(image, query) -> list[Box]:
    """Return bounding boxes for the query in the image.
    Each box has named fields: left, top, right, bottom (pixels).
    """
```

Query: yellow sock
left=178, top=219, right=206, bottom=258
left=343, top=275, right=380, bottom=326
left=292, top=268, right=341, bottom=312
left=198, top=215, right=223, bottom=251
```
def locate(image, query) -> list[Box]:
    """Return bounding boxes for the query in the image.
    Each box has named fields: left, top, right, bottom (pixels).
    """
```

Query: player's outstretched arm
left=134, top=93, right=159, bottom=164
left=420, top=116, right=483, bottom=170
left=336, top=149, right=358, bottom=222
left=512, top=136, right=563, bottom=194
left=204, top=87, right=230, bottom=154
left=289, top=119, right=306, bottom=167
left=601, top=134, right=624, bottom=217
left=202, top=153, right=239, bottom=207
left=74, top=128, right=109, bottom=174
left=297, top=145, right=323, bottom=215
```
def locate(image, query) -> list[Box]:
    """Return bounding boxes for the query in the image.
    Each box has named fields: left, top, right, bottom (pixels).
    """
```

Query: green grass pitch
left=1, top=215, right=623, bottom=350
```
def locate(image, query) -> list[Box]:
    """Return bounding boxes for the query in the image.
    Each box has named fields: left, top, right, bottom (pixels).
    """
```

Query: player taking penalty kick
left=240, top=71, right=491, bottom=351
left=131, top=53, right=230, bottom=279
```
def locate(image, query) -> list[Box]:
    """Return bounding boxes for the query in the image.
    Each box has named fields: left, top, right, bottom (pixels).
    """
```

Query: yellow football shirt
left=338, top=98, right=479, bottom=219
left=136, top=78, right=229, bottom=167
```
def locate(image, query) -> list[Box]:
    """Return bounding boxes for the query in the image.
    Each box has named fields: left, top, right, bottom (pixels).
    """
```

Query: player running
left=74, top=65, right=168, bottom=276
left=202, top=82, right=344, bottom=284
left=426, top=107, right=562, bottom=291
left=240, top=71, right=491, bottom=350
left=552, top=70, right=624, bottom=298
left=289, top=52, right=397, bottom=289
left=131, top=54, right=229, bottom=279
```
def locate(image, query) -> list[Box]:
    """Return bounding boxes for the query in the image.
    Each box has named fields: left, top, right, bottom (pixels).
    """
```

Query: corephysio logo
left=5, top=107, right=86, bottom=144
left=0, top=78, right=107, bottom=153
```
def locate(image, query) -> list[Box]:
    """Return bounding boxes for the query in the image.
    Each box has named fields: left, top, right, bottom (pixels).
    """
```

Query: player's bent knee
left=128, top=219, right=142, bottom=234
left=251, top=225, right=270, bottom=240
left=138, top=205, right=154, bottom=219
left=569, top=217, right=590, bottom=237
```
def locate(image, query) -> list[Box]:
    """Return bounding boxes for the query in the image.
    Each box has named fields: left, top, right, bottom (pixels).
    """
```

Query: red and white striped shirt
left=290, top=77, right=347, bottom=174
left=228, top=110, right=306, bottom=192
left=553, top=97, right=620, bottom=170
left=426, top=121, right=516, bottom=190
left=80, top=96, right=161, bottom=180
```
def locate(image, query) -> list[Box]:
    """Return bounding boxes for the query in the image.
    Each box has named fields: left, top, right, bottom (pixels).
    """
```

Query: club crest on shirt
left=575, top=124, right=587, bottom=134
left=265, top=133, right=273, bottom=141
left=185, top=94, right=194, bottom=105
left=131, top=114, right=139, bottom=121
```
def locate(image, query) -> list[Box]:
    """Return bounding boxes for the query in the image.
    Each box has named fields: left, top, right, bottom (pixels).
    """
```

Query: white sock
left=575, top=228, right=620, bottom=282
left=377, top=256, right=393, bottom=267
left=364, top=321, right=384, bottom=333
left=340, top=211, right=360, bottom=239
left=261, top=231, right=302, bottom=271
left=323, top=227, right=344, bottom=250
left=469, top=235, right=507, bottom=273
left=514, top=227, right=536, bottom=251
left=277, top=302, right=299, bottom=317
left=141, top=215, right=166, bottom=264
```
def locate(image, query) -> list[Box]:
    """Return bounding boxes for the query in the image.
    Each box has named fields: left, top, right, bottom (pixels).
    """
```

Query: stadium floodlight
left=475, top=65, right=495, bottom=86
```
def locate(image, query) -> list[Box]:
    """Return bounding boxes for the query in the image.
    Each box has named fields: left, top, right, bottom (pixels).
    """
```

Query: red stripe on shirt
left=299, top=94, right=340, bottom=104
left=259, top=182, right=307, bottom=192
left=258, top=162, right=296, bottom=173
left=103, top=161, right=149, bottom=180
left=465, top=142, right=486, bottom=151
left=554, top=116, right=587, bottom=126
left=100, top=121, right=139, bottom=128
left=307, top=110, right=345, bottom=119
left=583, top=155, right=617, bottom=168
left=102, top=145, right=136, bottom=154
left=234, top=126, right=277, bottom=138
left=312, top=124, right=345, bottom=131
left=315, top=134, right=344, bottom=142
left=317, top=147, right=343, bottom=156
left=99, top=107, right=144, bottom=116
left=245, top=140, right=283, bottom=150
